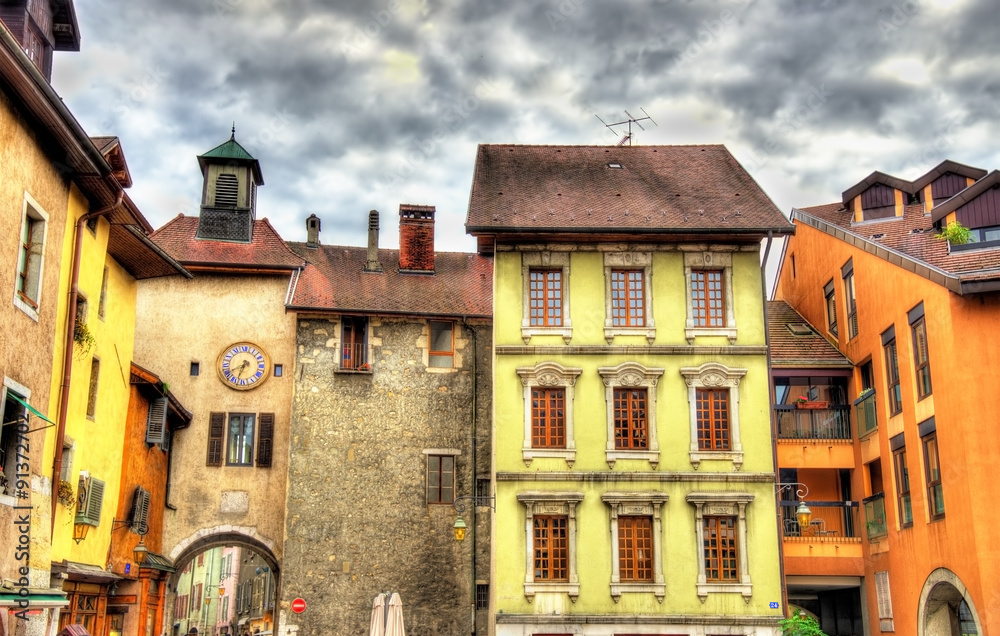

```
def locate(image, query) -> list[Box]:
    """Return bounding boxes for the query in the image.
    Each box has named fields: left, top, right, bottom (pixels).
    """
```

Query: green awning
left=0, top=589, right=68, bottom=608
left=6, top=393, right=54, bottom=424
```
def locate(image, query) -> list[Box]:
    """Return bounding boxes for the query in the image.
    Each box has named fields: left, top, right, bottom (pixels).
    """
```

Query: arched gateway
left=917, top=568, right=983, bottom=636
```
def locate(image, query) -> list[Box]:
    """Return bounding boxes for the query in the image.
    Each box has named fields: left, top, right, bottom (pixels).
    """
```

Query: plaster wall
left=133, top=273, right=296, bottom=565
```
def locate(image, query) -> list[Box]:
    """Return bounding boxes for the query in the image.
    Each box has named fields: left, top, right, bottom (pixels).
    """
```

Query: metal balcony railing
left=855, top=390, right=878, bottom=437
left=775, top=405, right=852, bottom=440
left=339, top=342, right=373, bottom=373
left=780, top=500, right=859, bottom=538
left=862, top=492, right=887, bottom=539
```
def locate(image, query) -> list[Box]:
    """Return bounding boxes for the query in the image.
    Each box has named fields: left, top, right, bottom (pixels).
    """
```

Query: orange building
left=775, top=160, right=999, bottom=635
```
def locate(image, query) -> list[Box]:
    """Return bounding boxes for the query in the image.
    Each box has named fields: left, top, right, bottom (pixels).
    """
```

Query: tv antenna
left=596, top=108, right=657, bottom=146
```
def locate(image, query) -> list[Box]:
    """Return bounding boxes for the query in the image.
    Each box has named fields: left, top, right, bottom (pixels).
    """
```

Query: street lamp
left=776, top=482, right=813, bottom=528
left=451, top=495, right=495, bottom=541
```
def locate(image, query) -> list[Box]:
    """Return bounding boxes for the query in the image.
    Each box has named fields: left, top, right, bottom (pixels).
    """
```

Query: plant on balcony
left=795, top=395, right=808, bottom=405
left=935, top=221, right=972, bottom=245
left=858, top=388, right=874, bottom=400
left=865, top=517, right=886, bottom=537
left=780, top=609, right=828, bottom=636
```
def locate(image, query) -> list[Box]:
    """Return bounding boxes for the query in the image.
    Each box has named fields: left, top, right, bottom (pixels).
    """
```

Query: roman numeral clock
left=217, top=342, right=271, bottom=390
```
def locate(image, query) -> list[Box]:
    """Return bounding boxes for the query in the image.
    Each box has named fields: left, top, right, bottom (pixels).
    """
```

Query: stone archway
left=168, top=526, right=281, bottom=579
left=917, top=568, right=983, bottom=636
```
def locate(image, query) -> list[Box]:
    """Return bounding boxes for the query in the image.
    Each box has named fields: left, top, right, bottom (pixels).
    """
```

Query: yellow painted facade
left=492, top=247, right=783, bottom=634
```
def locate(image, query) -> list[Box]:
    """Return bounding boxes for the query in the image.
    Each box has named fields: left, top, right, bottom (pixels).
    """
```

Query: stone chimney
left=306, top=214, right=321, bottom=248
left=364, top=210, right=383, bottom=273
left=398, top=204, right=435, bottom=273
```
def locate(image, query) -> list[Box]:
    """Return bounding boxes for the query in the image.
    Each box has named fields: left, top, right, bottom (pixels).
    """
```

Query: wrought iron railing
left=775, top=405, right=852, bottom=439
left=862, top=492, right=887, bottom=539
left=780, top=500, right=859, bottom=538
left=339, top=342, right=373, bottom=372
left=855, top=391, right=878, bottom=437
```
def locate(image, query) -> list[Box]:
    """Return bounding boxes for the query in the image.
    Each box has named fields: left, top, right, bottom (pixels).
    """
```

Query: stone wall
left=280, top=315, right=491, bottom=636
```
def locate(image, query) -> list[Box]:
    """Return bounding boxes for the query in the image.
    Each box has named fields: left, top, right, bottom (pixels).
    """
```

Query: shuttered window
left=256, top=413, right=274, bottom=467
left=75, top=475, right=105, bottom=526
left=146, top=397, right=168, bottom=444
left=207, top=412, right=225, bottom=466
left=130, top=486, right=151, bottom=533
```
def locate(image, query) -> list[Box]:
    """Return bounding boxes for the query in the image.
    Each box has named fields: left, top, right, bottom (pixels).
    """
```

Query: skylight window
left=608, top=162, right=623, bottom=169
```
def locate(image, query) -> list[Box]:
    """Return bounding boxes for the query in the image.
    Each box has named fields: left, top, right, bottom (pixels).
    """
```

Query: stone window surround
left=686, top=491, right=755, bottom=602
left=603, top=252, right=655, bottom=343
left=516, top=491, right=584, bottom=602
left=599, top=362, right=664, bottom=468
left=516, top=362, right=582, bottom=467
left=683, top=250, right=737, bottom=344
left=521, top=251, right=572, bottom=344
left=679, top=362, right=747, bottom=470
left=602, top=491, right=669, bottom=603
left=13, top=193, right=49, bottom=322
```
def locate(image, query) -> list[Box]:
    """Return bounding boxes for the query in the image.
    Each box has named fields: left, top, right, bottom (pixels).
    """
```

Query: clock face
left=218, top=342, right=271, bottom=390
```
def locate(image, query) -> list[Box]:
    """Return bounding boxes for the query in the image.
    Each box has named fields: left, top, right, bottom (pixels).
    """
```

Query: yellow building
left=466, top=144, right=794, bottom=635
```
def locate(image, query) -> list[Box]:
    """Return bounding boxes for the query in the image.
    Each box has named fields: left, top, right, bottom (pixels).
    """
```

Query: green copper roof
left=200, top=137, right=256, bottom=161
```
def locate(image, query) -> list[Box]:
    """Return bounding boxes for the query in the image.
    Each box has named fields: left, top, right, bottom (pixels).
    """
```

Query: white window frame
left=598, top=362, right=664, bottom=468
left=602, top=491, right=668, bottom=603
left=683, top=250, right=737, bottom=343
left=516, top=362, right=582, bottom=467
left=603, top=251, right=655, bottom=343
left=12, top=193, right=49, bottom=321
left=679, top=362, right=747, bottom=470
left=516, top=491, right=583, bottom=602
left=686, top=491, right=754, bottom=602
left=521, top=251, right=572, bottom=344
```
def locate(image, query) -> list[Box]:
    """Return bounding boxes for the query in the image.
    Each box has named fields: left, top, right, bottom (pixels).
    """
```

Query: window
left=611, top=270, right=645, bottom=327
left=273, top=364, right=283, bottom=377
left=86, top=358, right=100, bottom=419
left=428, top=321, right=454, bottom=368
left=680, top=363, right=747, bottom=469
left=883, top=330, right=902, bottom=416
left=145, top=397, right=168, bottom=445
left=214, top=173, right=239, bottom=207
left=14, top=195, right=48, bottom=318
left=517, top=362, right=581, bottom=466
left=613, top=388, right=647, bottom=450
left=521, top=252, right=572, bottom=343
left=603, top=492, right=667, bottom=601
left=1, top=386, right=29, bottom=498
left=687, top=492, right=754, bottom=601
left=691, top=270, right=724, bottom=327
left=190, top=362, right=200, bottom=376
left=532, top=516, right=568, bottom=581
left=529, top=269, right=563, bottom=326
left=893, top=446, right=912, bottom=527
left=129, top=486, right=151, bottom=533
left=60, top=593, right=98, bottom=633
left=98, top=266, right=109, bottom=319
left=923, top=432, right=944, bottom=519
left=703, top=516, right=739, bottom=582
left=843, top=260, right=858, bottom=339
left=475, top=584, right=488, bottom=610
left=226, top=413, right=255, bottom=466
left=909, top=304, right=932, bottom=398
left=599, top=363, right=663, bottom=467
left=824, top=280, right=838, bottom=336
left=874, top=571, right=894, bottom=632
left=532, top=388, right=565, bottom=449
left=617, top=516, right=653, bottom=581
left=426, top=454, right=454, bottom=504
left=696, top=389, right=730, bottom=451
left=518, top=492, right=582, bottom=600
left=341, top=316, right=369, bottom=371
left=684, top=251, right=736, bottom=343
left=604, top=252, right=654, bottom=342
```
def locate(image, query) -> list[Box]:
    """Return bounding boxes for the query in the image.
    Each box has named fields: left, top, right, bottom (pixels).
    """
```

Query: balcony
left=776, top=405, right=851, bottom=440
left=781, top=500, right=860, bottom=539
left=781, top=500, right=864, bottom=576
left=337, top=342, right=373, bottom=374
left=854, top=390, right=877, bottom=437
left=862, top=492, right=887, bottom=540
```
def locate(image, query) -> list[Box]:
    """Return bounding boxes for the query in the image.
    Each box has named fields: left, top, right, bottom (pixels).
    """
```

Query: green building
left=465, top=144, right=794, bottom=635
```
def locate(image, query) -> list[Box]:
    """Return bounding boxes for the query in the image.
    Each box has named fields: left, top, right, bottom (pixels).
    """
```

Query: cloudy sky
left=54, top=0, right=1000, bottom=254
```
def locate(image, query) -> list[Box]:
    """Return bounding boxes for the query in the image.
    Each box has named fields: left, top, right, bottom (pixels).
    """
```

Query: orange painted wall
left=777, top=219, right=1000, bottom=635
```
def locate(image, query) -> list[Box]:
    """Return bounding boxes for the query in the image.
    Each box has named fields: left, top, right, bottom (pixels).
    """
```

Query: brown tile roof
left=151, top=215, right=304, bottom=270
left=286, top=244, right=492, bottom=318
left=798, top=202, right=1000, bottom=279
left=466, top=144, right=793, bottom=238
left=767, top=300, right=852, bottom=368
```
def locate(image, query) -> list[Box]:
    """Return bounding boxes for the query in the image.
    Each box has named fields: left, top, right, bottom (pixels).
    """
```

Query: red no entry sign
left=291, top=598, right=306, bottom=613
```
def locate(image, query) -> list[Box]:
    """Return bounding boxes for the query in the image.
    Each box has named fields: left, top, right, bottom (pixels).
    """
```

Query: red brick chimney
left=398, top=204, right=435, bottom=273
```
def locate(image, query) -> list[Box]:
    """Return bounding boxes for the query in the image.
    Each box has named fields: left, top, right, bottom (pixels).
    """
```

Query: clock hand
left=232, top=359, right=249, bottom=378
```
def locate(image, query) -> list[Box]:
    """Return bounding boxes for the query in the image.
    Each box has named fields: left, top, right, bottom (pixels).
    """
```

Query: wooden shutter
left=75, top=476, right=105, bottom=525
left=207, top=412, right=225, bottom=466
left=129, top=486, right=151, bottom=532
left=145, top=397, right=168, bottom=444
left=256, top=413, right=274, bottom=468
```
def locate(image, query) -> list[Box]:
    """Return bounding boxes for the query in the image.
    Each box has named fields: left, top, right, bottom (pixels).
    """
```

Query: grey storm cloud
left=53, top=0, right=1000, bottom=251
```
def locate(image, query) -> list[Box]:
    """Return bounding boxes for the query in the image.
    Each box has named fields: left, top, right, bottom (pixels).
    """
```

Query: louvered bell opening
left=215, top=174, right=240, bottom=207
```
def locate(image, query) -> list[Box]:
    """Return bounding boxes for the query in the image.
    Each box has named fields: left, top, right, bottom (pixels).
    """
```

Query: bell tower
left=195, top=127, right=264, bottom=242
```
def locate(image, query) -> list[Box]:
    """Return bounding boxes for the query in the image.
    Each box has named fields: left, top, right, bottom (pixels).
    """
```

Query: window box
left=796, top=401, right=830, bottom=410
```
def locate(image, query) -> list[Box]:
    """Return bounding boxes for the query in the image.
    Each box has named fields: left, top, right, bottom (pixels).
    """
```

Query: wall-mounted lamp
left=98, top=518, right=150, bottom=563
left=776, top=482, right=812, bottom=527
left=452, top=495, right=495, bottom=541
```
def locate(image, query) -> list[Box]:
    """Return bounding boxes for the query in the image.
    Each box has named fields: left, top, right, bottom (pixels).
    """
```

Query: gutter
left=50, top=188, right=124, bottom=534
left=465, top=225, right=796, bottom=236
left=461, top=317, right=480, bottom=635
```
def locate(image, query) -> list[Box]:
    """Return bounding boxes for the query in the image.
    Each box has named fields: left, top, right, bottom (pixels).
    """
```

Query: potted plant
left=57, top=480, right=76, bottom=507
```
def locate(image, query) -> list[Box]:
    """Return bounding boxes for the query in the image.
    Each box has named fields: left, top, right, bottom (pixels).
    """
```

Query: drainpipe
left=51, top=190, right=124, bottom=534
left=461, top=317, right=479, bottom=636
left=760, top=231, right=789, bottom=616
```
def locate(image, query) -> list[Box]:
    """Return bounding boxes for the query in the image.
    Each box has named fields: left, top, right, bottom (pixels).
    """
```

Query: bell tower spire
left=194, top=130, right=264, bottom=242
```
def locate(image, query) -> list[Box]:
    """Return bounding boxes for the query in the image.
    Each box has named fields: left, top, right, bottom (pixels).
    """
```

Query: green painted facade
left=490, top=247, right=784, bottom=634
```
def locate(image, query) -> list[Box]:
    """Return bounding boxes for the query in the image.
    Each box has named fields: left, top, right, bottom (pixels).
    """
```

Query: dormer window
left=860, top=184, right=896, bottom=220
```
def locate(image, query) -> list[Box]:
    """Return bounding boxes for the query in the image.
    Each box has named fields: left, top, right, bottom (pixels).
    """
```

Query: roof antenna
left=231, top=122, right=236, bottom=140
left=595, top=108, right=657, bottom=146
